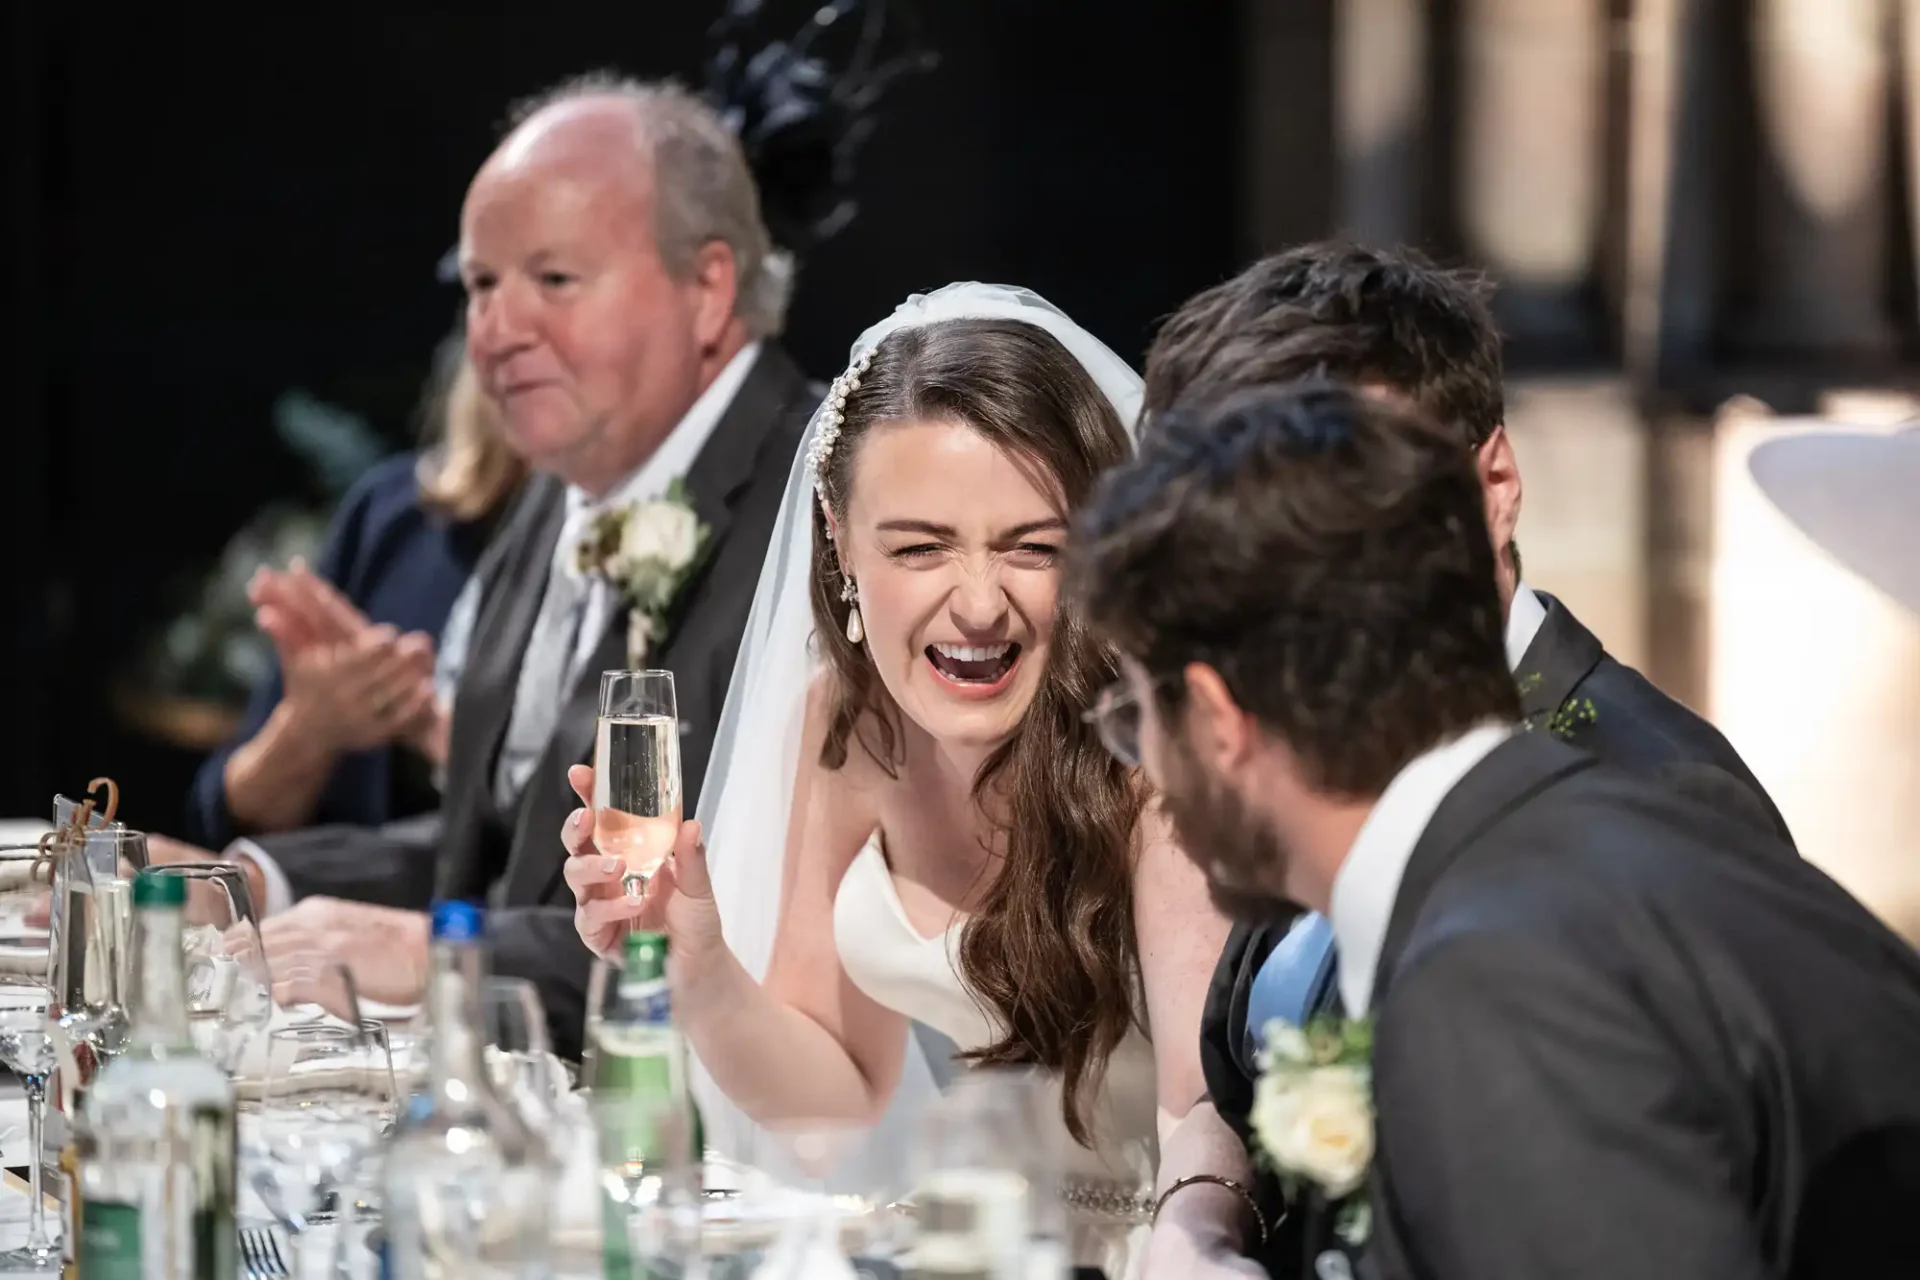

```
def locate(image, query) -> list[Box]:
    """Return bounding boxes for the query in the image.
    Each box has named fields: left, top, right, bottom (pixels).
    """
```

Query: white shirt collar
left=1329, top=721, right=1517, bottom=1017
left=1505, top=581, right=1548, bottom=671
left=555, top=341, right=763, bottom=572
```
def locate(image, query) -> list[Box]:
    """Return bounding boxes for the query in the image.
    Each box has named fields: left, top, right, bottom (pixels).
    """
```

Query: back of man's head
left=1074, top=379, right=1519, bottom=797
left=505, top=73, right=790, bottom=339
left=1142, top=241, right=1504, bottom=450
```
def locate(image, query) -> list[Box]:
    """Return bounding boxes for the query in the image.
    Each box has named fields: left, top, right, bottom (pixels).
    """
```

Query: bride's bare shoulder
left=801, top=667, right=889, bottom=793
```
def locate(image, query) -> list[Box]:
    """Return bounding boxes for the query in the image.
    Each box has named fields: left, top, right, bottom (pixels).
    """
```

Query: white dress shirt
left=238, top=342, right=764, bottom=916
left=1324, top=581, right=1548, bottom=1015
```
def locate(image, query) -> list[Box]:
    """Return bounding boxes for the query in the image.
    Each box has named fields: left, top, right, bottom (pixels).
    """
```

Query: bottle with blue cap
left=380, top=901, right=551, bottom=1276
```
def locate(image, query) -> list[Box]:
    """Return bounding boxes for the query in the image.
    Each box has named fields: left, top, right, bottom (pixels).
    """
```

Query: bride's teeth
left=932, top=642, right=1012, bottom=663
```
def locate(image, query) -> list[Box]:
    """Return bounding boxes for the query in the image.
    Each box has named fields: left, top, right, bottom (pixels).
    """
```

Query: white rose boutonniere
left=1251, top=1016, right=1375, bottom=1247
left=573, top=478, right=712, bottom=666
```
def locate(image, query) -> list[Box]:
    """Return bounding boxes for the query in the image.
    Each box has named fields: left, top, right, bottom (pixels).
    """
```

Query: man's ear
left=1476, top=425, right=1523, bottom=586
left=1181, top=663, right=1254, bottom=774
left=688, top=240, right=740, bottom=353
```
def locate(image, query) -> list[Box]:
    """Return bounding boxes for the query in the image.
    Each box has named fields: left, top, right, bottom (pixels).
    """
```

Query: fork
left=238, top=1224, right=291, bottom=1278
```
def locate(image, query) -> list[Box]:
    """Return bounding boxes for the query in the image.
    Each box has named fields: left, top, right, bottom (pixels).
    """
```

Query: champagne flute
left=593, top=670, right=682, bottom=898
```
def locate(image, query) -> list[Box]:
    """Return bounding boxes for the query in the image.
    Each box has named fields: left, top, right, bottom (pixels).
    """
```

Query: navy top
left=183, top=452, right=498, bottom=849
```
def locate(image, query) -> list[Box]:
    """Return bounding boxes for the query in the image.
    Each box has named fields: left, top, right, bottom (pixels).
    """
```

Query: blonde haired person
left=183, top=333, right=524, bottom=848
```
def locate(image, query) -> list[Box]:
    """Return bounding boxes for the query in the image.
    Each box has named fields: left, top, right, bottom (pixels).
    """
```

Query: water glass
left=911, top=1069, right=1064, bottom=1280
left=256, top=1023, right=396, bottom=1229
left=139, top=864, right=273, bottom=1070
left=482, top=977, right=562, bottom=1129
left=593, top=669, right=681, bottom=897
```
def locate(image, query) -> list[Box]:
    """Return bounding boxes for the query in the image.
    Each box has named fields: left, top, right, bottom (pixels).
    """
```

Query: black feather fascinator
left=704, top=0, right=937, bottom=261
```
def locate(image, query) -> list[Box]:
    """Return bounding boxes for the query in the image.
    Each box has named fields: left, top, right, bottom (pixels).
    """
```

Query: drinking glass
left=482, top=977, right=562, bottom=1129
left=578, top=957, right=617, bottom=1090
left=910, top=1069, right=1063, bottom=1280
left=0, top=983, right=63, bottom=1269
left=140, top=864, right=274, bottom=1071
left=593, top=670, right=682, bottom=897
left=745, top=1122, right=875, bottom=1280
left=255, top=1023, right=397, bottom=1230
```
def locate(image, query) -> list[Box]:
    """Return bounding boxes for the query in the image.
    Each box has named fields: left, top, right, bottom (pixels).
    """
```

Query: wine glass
left=593, top=669, right=682, bottom=898
left=139, top=864, right=274, bottom=1071
left=0, top=984, right=63, bottom=1270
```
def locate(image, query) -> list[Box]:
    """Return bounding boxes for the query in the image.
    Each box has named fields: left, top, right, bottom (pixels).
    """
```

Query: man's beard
left=1157, top=736, right=1294, bottom=923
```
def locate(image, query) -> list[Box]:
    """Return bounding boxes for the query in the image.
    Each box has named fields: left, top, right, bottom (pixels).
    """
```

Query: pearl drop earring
left=840, top=577, right=864, bottom=645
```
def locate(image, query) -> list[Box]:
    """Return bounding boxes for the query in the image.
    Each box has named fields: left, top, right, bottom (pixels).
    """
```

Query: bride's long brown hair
left=809, top=318, right=1144, bottom=1145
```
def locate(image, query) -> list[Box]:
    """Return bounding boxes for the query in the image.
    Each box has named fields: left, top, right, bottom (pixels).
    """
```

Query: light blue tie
left=1243, top=912, right=1338, bottom=1068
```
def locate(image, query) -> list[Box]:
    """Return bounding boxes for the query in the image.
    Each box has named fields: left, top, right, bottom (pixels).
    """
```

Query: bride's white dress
left=834, top=834, right=1159, bottom=1278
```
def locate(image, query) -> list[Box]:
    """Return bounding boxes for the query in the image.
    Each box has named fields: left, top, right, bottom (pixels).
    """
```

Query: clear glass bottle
left=75, top=869, right=236, bottom=1280
left=382, top=901, right=551, bottom=1277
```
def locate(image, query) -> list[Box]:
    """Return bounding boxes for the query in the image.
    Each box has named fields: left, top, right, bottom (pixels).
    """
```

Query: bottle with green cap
left=596, top=930, right=700, bottom=1278
left=74, top=869, right=235, bottom=1280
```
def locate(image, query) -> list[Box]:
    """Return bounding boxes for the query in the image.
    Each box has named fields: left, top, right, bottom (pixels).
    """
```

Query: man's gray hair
left=508, top=72, right=793, bottom=339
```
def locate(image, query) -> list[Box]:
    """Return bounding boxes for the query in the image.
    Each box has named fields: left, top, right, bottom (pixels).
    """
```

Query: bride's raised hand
left=561, top=764, right=724, bottom=964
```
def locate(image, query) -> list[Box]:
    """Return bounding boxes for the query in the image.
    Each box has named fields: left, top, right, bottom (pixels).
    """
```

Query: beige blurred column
left=1709, top=413, right=1920, bottom=943
left=1743, top=0, right=1896, bottom=356
left=1334, top=0, right=1428, bottom=241
left=1458, top=0, right=1608, bottom=347
left=1504, top=378, right=1650, bottom=669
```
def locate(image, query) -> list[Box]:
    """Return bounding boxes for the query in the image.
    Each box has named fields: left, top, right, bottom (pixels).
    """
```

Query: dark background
left=7, top=0, right=1919, bottom=830
left=0, top=3, right=1246, bottom=827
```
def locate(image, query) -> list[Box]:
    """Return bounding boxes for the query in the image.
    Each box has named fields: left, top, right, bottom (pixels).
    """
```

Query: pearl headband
left=804, top=346, right=876, bottom=495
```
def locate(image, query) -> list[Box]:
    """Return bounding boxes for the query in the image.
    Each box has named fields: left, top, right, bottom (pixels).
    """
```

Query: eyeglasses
left=1084, top=677, right=1171, bottom=767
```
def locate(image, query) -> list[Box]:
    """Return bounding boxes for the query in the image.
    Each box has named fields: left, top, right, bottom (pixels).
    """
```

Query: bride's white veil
left=693, top=282, right=1145, bottom=1190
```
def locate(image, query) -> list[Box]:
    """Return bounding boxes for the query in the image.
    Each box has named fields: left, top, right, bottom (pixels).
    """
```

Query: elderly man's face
left=458, top=113, right=714, bottom=492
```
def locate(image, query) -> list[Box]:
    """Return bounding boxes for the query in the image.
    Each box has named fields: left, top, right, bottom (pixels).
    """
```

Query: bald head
left=479, top=94, right=652, bottom=199
left=457, top=77, right=782, bottom=497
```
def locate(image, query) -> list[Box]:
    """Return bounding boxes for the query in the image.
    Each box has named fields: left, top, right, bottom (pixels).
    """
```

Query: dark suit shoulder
left=1570, top=654, right=1793, bottom=844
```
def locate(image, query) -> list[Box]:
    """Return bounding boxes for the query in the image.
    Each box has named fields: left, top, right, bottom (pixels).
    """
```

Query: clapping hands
left=251, top=560, right=446, bottom=760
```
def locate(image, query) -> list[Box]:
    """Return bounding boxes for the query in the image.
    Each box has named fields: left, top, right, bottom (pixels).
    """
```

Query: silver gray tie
left=492, top=567, right=592, bottom=808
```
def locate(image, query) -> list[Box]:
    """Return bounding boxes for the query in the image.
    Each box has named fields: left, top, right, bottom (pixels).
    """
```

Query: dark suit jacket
left=250, top=346, right=816, bottom=1055
left=184, top=452, right=498, bottom=848
left=1362, top=732, right=1920, bottom=1280
left=1200, top=594, right=1793, bottom=1274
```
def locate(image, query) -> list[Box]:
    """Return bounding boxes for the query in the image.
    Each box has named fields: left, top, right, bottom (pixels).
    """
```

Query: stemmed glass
left=593, top=670, right=682, bottom=898
left=141, top=863, right=273, bottom=1071
left=0, top=983, right=65, bottom=1270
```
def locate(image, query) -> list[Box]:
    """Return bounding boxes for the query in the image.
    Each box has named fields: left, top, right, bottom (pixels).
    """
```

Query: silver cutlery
left=237, top=1224, right=291, bottom=1278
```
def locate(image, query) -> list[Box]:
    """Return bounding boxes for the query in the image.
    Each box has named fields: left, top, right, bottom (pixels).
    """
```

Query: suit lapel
left=682, top=345, right=810, bottom=556
left=496, top=345, right=814, bottom=907
left=443, top=479, right=566, bottom=807
left=1514, top=592, right=1605, bottom=724
left=1369, top=733, right=1596, bottom=1008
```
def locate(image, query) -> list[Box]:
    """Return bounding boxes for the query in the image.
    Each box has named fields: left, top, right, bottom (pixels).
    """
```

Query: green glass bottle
left=597, top=931, right=697, bottom=1278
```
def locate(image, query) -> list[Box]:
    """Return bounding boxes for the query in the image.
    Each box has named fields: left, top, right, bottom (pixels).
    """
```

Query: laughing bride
left=560, top=284, right=1241, bottom=1279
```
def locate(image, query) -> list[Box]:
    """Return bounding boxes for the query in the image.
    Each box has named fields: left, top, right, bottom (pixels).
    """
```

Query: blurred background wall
left=5, top=0, right=1918, bottom=935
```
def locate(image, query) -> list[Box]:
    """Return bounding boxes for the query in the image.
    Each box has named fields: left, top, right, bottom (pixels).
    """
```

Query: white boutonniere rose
left=1251, top=1016, right=1375, bottom=1246
left=573, top=478, right=711, bottom=665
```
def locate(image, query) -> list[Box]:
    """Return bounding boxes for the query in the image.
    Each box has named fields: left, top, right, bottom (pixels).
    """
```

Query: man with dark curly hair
left=1076, top=381, right=1920, bottom=1280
